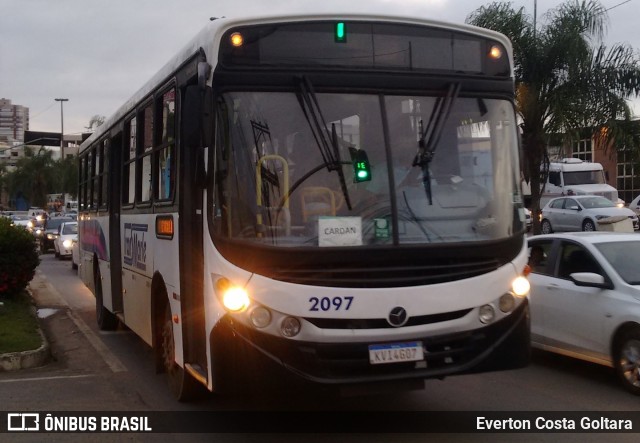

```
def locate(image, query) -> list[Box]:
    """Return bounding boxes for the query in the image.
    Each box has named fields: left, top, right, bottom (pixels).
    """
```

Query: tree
left=54, top=155, right=78, bottom=199
left=467, top=0, right=640, bottom=233
left=86, top=115, right=106, bottom=132
left=5, top=147, right=56, bottom=208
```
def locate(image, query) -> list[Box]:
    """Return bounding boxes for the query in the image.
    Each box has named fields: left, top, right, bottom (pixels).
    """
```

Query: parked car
left=53, top=221, right=78, bottom=259
left=628, top=194, right=640, bottom=216
left=540, top=195, right=639, bottom=234
left=527, top=232, right=640, bottom=394
left=39, top=216, right=74, bottom=254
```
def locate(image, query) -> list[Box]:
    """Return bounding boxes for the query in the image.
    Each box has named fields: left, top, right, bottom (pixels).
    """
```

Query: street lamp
left=55, top=98, right=69, bottom=159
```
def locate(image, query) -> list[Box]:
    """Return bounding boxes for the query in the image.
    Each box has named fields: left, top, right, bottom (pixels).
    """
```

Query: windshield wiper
left=295, top=76, right=352, bottom=210
left=413, top=82, right=461, bottom=205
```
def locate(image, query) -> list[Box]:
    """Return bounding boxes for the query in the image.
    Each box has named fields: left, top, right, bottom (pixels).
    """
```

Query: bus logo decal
left=123, top=223, right=148, bottom=271
left=388, top=307, right=408, bottom=327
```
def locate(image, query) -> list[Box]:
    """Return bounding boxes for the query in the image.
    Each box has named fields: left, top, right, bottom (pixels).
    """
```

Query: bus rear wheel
left=160, top=303, right=203, bottom=401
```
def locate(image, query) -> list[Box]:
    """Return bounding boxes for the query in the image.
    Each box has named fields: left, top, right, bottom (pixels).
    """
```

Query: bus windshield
left=212, top=91, right=523, bottom=247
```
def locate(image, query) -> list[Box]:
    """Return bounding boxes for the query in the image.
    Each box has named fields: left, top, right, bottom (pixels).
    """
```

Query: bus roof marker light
left=489, top=45, right=503, bottom=60
left=230, top=32, right=244, bottom=47
left=335, top=22, right=347, bottom=43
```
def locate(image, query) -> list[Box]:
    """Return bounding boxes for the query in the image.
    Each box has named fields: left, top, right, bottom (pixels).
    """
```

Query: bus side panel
left=152, top=211, right=183, bottom=363
left=120, top=214, right=155, bottom=345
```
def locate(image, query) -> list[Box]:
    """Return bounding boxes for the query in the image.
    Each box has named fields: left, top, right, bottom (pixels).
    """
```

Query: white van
left=541, top=158, right=618, bottom=208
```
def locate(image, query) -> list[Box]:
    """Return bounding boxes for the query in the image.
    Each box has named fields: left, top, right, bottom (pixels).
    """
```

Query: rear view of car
left=40, top=216, right=74, bottom=254
left=54, top=221, right=78, bottom=259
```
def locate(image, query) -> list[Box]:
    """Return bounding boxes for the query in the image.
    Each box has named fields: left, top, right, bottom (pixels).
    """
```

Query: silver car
left=528, top=232, right=640, bottom=394
left=541, top=195, right=639, bottom=233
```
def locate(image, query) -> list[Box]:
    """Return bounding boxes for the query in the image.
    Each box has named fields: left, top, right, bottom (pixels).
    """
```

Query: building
left=551, top=121, right=640, bottom=204
left=0, top=98, right=29, bottom=144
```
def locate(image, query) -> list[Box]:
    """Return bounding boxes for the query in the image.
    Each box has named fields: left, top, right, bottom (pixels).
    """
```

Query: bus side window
left=157, top=88, right=176, bottom=200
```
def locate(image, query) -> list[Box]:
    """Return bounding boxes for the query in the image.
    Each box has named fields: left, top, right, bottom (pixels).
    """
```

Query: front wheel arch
left=582, top=218, right=597, bottom=231
left=612, top=323, right=640, bottom=395
left=153, top=273, right=204, bottom=401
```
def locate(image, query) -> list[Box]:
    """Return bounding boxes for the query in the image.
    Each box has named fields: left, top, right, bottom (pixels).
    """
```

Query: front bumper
left=215, top=299, right=530, bottom=385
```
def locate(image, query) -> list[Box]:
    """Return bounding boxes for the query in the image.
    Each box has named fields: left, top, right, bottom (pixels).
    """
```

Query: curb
left=0, top=327, right=50, bottom=372
left=0, top=290, right=52, bottom=372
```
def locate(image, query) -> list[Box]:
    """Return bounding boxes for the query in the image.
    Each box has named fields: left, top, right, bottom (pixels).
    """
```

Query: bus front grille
left=268, top=259, right=500, bottom=288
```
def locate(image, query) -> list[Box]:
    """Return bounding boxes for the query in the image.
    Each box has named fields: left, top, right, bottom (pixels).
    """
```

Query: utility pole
left=55, top=98, right=69, bottom=159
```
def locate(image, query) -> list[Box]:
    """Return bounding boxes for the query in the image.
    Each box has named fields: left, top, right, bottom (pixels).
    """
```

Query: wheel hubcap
left=620, top=339, right=640, bottom=388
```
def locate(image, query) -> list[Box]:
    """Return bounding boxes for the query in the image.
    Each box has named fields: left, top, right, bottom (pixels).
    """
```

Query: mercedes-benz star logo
left=388, top=306, right=408, bottom=327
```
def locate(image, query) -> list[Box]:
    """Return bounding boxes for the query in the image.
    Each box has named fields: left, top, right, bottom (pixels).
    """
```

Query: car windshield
left=62, top=223, right=78, bottom=235
left=212, top=91, right=523, bottom=248
left=47, top=218, right=72, bottom=230
left=579, top=196, right=615, bottom=209
left=595, top=241, right=640, bottom=284
left=563, top=170, right=605, bottom=185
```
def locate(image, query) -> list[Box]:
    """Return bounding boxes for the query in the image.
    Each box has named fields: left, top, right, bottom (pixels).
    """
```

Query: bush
left=0, top=217, right=40, bottom=298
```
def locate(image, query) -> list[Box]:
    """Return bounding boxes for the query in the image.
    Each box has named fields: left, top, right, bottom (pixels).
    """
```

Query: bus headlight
left=479, top=305, right=495, bottom=324
left=281, top=317, right=301, bottom=337
left=499, top=293, right=515, bottom=313
left=250, top=306, right=272, bottom=328
left=222, top=287, right=250, bottom=312
left=511, top=276, right=530, bottom=297
left=215, top=278, right=250, bottom=313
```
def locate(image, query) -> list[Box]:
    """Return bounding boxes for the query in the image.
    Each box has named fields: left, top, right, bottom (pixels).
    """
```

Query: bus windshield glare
left=212, top=91, right=523, bottom=247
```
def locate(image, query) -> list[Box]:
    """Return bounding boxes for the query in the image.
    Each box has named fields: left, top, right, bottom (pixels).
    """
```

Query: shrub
left=0, top=217, right=40, bottom=298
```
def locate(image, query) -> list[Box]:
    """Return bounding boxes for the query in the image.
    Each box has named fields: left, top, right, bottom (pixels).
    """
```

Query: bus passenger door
left=178, top=83, right=210, bottom=382
left=109, top=132, right=124, bottom=314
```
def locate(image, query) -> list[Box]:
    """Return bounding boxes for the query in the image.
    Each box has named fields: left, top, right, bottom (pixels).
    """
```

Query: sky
left=1, top=0, right=638, bottom=137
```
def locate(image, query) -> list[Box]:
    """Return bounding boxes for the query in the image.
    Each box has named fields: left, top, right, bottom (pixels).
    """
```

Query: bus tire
left=95, top=267, right=118, bottom=331
left=160, top=303, right=204, bottom=401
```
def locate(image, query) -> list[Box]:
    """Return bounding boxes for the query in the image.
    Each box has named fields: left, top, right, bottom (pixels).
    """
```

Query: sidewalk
left=0, top=271, right=92, bottom=372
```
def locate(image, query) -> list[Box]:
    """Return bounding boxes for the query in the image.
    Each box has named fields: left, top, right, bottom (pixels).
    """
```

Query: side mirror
left=570, top=272, right=613, bottom=289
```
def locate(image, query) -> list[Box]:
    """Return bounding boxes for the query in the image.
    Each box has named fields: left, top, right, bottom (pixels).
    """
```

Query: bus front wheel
left=160, top=303, right=203, bottom=401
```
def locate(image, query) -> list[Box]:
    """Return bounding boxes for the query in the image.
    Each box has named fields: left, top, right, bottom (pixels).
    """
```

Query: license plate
left=368, top=341, right=424, bottom=365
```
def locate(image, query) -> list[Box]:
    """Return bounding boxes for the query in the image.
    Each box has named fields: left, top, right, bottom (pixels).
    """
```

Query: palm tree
left=467, top=0, right=640, bottom=233
left=5, top=147, right=56, bottom=208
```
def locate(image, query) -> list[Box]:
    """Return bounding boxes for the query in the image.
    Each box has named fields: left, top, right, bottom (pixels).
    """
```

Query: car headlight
left=63, top=239, right=73, bottom=249
left=595, top=215, right=609, bottom=220
left=47, top=233, right=54, bottom=240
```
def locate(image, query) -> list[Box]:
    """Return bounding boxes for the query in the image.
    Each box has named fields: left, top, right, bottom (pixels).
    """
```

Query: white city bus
left=77, top=12, right=531, bottom=400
